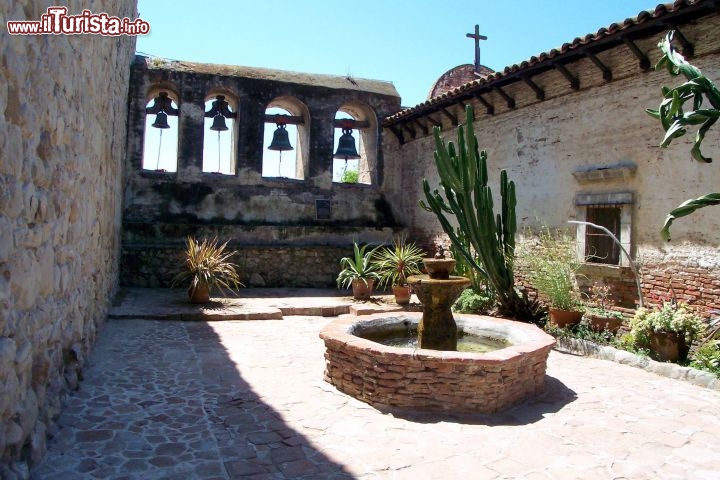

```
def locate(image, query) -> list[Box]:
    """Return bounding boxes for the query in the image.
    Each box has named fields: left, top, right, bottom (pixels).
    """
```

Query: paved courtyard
left=31, top=291, right=720, bottom=479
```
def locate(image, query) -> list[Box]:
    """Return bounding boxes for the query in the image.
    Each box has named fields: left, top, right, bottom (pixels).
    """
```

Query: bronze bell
left=268, top=124, right=293, bottom=151
left=210, top=113, right=228, bottom=131
left=333, top=128, right=360, bottom=159
left=151, top=111, right=170, bottom=129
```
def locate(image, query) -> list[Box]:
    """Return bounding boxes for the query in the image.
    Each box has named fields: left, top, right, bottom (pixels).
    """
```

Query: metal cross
left=466, top=24, right=488, bottom=74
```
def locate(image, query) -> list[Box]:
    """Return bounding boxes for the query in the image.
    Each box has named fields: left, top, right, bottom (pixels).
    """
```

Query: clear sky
left=136, top=0, right=663, bottom=108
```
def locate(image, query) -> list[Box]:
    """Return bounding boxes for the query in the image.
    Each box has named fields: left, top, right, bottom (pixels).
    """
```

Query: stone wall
left=0, top=1, right=136, bottom=474
left=121, top=57, right=403, bottom=287
left=384, top=13, right=720, bottom=313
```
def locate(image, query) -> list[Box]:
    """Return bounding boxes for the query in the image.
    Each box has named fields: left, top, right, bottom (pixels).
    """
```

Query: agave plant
left=172, top=236, right=242, bottom=298
left=646, top=31, right=720, bottom=241
left=336, top=241, right=380, bottom=289
left=373, top=236, right=425, bottom=289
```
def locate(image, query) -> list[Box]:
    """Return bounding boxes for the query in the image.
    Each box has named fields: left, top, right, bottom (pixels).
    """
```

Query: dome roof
left=427, top=64, right=495, bottom=100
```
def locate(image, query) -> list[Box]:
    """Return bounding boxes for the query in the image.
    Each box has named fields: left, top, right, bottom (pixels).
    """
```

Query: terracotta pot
left=392, top=285, right=412, bottom=305
left=587, top=314, right=624, bottom=334
left=351, top=279, right=374, bottom=300
left=650, top=330, right=688, bottom=362
left=549, top=308, right=583, bottom=328
left=188, top=284, right=210, bottom=304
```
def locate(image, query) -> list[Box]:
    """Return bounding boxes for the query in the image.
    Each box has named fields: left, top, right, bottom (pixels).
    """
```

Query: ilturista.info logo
left=7, top=7, right=150, bottom=36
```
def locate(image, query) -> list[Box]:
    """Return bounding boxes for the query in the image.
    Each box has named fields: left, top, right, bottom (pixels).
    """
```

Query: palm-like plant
left=374, top=236, right=425, bottom=289
left=336, top=241, right=380, bottom=289
left=172, top=236, right=242, bottom=299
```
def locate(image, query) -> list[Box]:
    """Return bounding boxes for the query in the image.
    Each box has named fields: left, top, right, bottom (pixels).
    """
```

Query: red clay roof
left=385, top=0, right=711, bottom=125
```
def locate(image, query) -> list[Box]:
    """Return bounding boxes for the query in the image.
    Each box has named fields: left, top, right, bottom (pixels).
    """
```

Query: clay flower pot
left=650, top=331, right=689, bottom=362
left=549, top=308, right=583, bottom=329
left=587, top=313, right=624, bottom=334
left=188, top=284, right=210, bottom=304
left=351, top=279, right=375, bottom=300
left=392, top=285, right=412, bottom=305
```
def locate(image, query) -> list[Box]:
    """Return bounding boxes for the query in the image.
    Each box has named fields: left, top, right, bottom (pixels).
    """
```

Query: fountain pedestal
left=407, top=256, right=470, bottom=350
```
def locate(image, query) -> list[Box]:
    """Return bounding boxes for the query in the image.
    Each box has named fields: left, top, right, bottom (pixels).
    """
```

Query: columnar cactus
left=420, top=105, right=534, bottom=318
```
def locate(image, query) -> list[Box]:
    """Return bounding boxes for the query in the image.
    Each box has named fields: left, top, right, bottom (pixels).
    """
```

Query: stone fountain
left=407, top=246, right=470, bottom=351
left=320, top=248, right=555, bottom=414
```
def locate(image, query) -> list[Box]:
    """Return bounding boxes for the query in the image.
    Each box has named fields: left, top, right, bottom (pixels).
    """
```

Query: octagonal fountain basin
left=319, top=313, right=556, bottom=414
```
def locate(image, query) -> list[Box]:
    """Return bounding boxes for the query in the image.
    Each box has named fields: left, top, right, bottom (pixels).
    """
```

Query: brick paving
left=31, top=289, right=720, bottom=479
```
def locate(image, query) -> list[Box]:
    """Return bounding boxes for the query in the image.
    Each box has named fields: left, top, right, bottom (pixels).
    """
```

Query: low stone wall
left=320, top=314, right=555, bottom=413
left=121, top=245, right=350, bottom=288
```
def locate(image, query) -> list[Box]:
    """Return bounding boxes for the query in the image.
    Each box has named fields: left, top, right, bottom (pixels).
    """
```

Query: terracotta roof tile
left=385, top=0, right=711, bottom=126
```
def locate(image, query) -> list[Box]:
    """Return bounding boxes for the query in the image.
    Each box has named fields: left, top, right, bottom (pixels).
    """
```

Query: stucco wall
left=0, top=1, right=136, bottom=474
left=384, top=15, right=720, bottom=311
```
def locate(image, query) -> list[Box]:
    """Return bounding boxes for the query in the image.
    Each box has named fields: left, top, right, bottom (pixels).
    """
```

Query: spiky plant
left=172, top=236, right=242, bottom=295
left=336, top=241, right=381, bottom=289
left=420, top=105, right=540, bottom=320
left=646, top=31, right=720, bottom=241
left=373, top=236, right=425, bottom=289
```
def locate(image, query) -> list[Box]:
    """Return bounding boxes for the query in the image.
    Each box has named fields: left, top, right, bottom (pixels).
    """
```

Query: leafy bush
left=517, top=226, right=583, bottom=311
left=172, top=236, right=242, bottom=295
left=690, top=340, right=720, bottom=375
left=341, top=168, right=359, bottom=183
left=453, top=288, right=494, bottom=314
left=630, top=302, right=706, bottom=346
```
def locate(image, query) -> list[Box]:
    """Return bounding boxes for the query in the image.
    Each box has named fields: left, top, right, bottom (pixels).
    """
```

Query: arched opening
left=262, top=97, right=309, bottom=180
left=142, top=90, right=179, bottom=172
left=203, top=94, right=237, bottom=174
left=333, top=104, right=377, bottom=184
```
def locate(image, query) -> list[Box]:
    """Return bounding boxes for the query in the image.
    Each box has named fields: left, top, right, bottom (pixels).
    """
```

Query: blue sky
left=136, top=0, right=661, bottom=107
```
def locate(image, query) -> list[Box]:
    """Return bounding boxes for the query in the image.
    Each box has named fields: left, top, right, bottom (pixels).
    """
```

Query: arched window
left=203, top=95, right=237, bottom=174
left=262, top=97, right=309, bottom=180
left=333, top=104, right=377, bottom=184
left=143, top=91, right=179, bottom=172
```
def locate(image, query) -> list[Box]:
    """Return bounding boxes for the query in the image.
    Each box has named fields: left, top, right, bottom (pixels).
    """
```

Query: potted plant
left=584, top=282, right=624, bottom=333
left=172, top=236, right=242, bottom=304
left=629, top=302, right=706, bottom=362
left=336, top=241, right=380, bottom=300
left=521, top=226, right=584, bottom=328
left=374, top=236, right=425, bottom=305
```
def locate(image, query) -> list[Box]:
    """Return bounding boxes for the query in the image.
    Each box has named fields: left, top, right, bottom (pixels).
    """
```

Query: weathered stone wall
left=0, top=1, right=136, bottom=474
left=122, top=59, right=403, bottom=287
left=384, top=14, right=720, bottom=312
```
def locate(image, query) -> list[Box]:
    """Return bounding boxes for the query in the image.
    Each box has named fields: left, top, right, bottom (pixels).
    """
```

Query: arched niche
left=333, top=102, right=378, bottom=185
left=142, top=88, right=180, bottom=172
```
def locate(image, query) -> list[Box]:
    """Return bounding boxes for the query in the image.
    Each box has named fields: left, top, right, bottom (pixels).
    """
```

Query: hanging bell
left=268, top=124, right=293, bottom=151
left=210, top=113, right=228, bottom=131
left=333, top=128, right=360, bottom=159
left=151, top=111, right=170, bottom=129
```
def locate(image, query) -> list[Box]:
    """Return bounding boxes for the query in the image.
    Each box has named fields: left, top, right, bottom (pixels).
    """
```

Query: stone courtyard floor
left=31, top=289, right=720, bottom=479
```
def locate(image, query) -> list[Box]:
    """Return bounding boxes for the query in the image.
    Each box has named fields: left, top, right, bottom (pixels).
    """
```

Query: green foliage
left=341, top=168, right=359, bottom=183
left=373, top=236, right=425, bottom=288
left=545, top=322, right=615, bottom=346
left=646, top=31, right=720, bottom=241
left=517, top=226, right=583, bottom=311
left=690, top=340, right=720, bottom=375
left=629, top=302, right=706, bottom=346
left=336, top=241, right=380, bottom=289
left=420, top=105, right=538, bottom=319
left=452, top=288, right=495, bottom=314
left=172, top=236, right=242, bottom=295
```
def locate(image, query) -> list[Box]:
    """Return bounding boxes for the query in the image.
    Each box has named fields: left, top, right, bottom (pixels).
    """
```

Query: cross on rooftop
left=466, top=24, right=488, bottom=74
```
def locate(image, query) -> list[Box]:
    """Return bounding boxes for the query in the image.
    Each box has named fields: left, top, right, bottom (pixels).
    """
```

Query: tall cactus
left=420, top=105, right=536, bottom=319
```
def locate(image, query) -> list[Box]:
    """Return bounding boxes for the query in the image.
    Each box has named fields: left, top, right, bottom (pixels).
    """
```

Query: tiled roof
left=384, top=0, right=713, bottom=126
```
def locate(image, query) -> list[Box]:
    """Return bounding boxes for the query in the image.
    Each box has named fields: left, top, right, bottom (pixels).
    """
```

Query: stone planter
left=351, top=279, right=375, bottom=300
left=392, top=285, right=411, bottom=305
left=587, top=313, right=624, bottom=334
left=549, top=308, right=583, bottom=329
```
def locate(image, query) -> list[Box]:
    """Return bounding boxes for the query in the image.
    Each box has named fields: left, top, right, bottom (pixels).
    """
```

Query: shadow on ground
left=32, top=320, right=353, bottom=479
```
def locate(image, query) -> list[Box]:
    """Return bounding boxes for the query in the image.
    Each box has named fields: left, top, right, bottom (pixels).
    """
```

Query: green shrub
left=453, top=288, right=494, bottom=314
left=629, top=303, right=705, bottom=346
left=341, top=168, right=359, bottom=183
left=690, top=340, right=720, bottom=375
